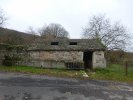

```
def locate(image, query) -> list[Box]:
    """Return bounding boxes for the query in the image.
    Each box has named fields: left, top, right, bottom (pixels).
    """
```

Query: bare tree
left=39, top=23, right=69, bottom=39
left=82, top=15, right=130, bottom=50
left=26, top=26, right=39, bottom=42
left=27, top=26, right=37, bottom=35
left=0, top=9, right=7, bottom=27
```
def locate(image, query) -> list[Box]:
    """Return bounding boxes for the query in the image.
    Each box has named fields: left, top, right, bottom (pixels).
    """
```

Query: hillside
left=0, top=27, right=39, bottom=45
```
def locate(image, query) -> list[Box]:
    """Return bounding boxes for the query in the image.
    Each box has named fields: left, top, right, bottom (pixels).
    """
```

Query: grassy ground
left=0, top=64, right=133, bottom=83
left=89, top=64, right=133, bottom=83
left=0, top=66, right=84, bottom=78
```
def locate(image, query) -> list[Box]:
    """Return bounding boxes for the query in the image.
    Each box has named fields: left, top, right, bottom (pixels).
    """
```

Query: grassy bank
left=0, top=64, right=133, bottom=83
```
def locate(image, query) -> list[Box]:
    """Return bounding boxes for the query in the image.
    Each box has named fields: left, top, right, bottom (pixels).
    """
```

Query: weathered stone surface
left=29, top=51, right=83, bottom=62
left=0, top=49, right=106, bottom=69
left=20, top=60, right=66, bottom=68
left=92, top=51, right=106, bottom=68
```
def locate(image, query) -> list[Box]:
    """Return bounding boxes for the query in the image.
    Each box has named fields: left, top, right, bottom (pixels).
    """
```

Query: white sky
left=0, top=0, right=133, bottom=50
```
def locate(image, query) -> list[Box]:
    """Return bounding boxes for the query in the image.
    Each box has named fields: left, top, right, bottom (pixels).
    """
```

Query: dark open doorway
left=83, top=51, right=93, bottom=69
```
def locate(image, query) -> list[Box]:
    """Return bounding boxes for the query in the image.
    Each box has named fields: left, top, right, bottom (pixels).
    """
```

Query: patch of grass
left=0, top=64, right=133, bottom=83
left=88, top=64, right=133, bottom=83
left=0, top=66, right=84, bottom=78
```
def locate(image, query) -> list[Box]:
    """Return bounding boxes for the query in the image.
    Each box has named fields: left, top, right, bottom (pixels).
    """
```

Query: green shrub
left=2, top=55, right=21, bottom=66
left=2, top=55, right=13, bottom=66
left=2, top=60, right=13, bottom=66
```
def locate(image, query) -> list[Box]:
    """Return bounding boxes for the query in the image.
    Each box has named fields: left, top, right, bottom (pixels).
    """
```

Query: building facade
left=0, top=39, right=106, bottom=69
left=23, top=39, right=106, bottom=69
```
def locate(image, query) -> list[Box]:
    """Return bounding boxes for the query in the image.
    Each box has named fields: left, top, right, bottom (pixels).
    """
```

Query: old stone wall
left=92, top=51, right=106, bottom=68
left=19, top=51, right=83, bottom=68
left=20, top=60, right=66, bottom=68
left=0, top=49, right=106, bottom=69
left=0, top=50, right=84, bottom=68
left=29, top=51, right=83, bottom=62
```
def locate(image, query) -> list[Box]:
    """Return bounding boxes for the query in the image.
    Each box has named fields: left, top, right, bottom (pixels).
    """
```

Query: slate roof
left=28, top=39, right=105, bottom=51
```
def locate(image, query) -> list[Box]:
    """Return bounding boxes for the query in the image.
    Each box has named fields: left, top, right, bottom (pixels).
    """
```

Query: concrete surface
left=0, top=72, right=132, bottom=100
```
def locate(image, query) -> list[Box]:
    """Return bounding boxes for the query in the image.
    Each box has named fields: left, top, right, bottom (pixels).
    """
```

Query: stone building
left=24, top=39, right=106, bottom=69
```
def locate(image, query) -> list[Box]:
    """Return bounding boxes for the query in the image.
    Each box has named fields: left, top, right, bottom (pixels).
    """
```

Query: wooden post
left=125, top=61, right=128, bottom=76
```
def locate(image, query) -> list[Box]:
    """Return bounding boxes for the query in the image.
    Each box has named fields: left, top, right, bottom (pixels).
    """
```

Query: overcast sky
left=0, top=0, right=133, bottom=50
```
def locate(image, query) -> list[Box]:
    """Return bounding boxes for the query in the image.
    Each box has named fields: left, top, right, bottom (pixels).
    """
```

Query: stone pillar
left=92, top=51, right=106, bottom=68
